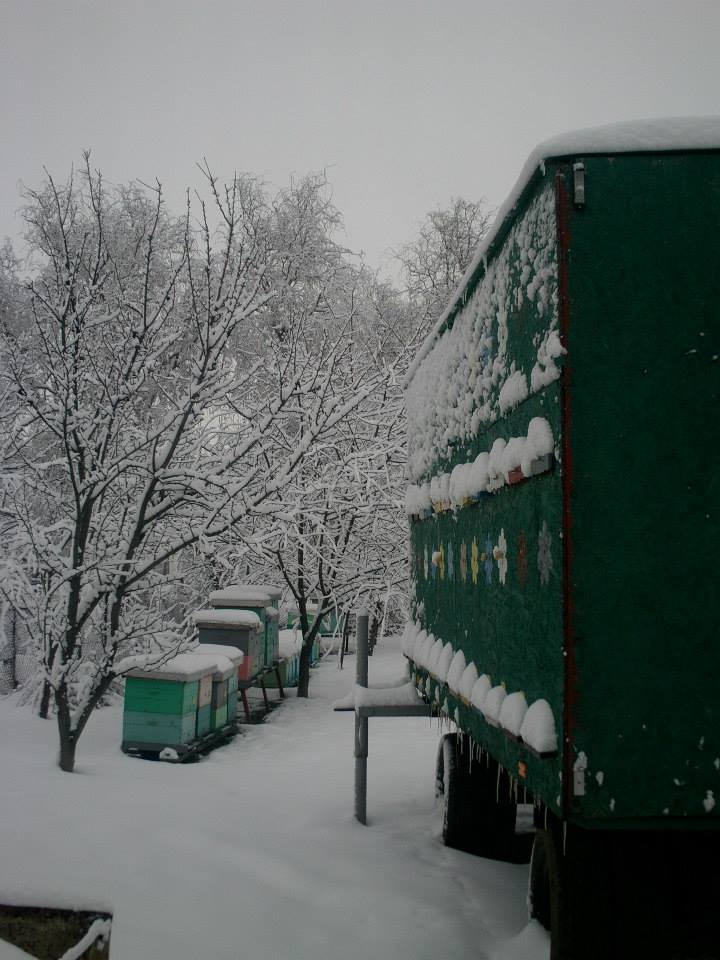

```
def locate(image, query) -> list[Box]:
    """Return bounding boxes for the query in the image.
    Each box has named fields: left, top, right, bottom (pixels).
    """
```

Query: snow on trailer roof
left=193, top=608, right=262, bottom=629
left=209, top=585, right=273, bottom=607
left=405, top=115, right=720, bottom=388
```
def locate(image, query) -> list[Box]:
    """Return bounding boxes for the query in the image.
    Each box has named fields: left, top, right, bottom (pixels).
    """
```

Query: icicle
left=496, top=764, right=501, bottom=804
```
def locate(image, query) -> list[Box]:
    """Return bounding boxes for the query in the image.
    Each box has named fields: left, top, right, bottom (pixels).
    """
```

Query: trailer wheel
left=436, top=734, right=517, bottom=860
left=434, top=734, right=448, bottom=799
left=529, top=822, right=614, bottom=960
left=528, top=829, right=559, bottom=934
left=436, top=733, right=473, bottom=850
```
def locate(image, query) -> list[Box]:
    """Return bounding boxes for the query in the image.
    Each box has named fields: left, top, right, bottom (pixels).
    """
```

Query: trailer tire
left=528, top=829, right=559, bottom=935
left=436, top=734, right=517, bottom=859
left=434, top=734, right=448, bottom=799
left=529, top=822, right=615, bottom=960
left=437, top=733, right=474, bottom=850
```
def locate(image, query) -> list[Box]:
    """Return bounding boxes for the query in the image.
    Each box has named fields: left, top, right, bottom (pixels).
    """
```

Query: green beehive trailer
left=404, top=119, right=720, bottom=959
left=209, top=586, right=277, bottom=670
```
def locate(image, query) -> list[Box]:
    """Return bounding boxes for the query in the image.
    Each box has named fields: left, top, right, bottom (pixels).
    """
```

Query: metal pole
left=354, top=610, right=369, bottom=825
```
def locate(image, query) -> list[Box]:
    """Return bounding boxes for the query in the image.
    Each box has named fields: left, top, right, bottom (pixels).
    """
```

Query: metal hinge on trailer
left=573, top=161, right=586, bottom=208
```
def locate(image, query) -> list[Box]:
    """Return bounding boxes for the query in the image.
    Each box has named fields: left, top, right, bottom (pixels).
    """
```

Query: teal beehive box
left=122, top=654, right=212, bottom=755
left=253, top=584, right=283, bottom=662
left=190, top=644, right=243, bottom=729
left=196, top=671, right=213, bottom=737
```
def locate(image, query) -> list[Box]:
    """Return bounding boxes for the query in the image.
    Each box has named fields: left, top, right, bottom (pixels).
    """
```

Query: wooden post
left=354, top=610, right=369, bottom=825
left=275, top=663, right=285, bottom=699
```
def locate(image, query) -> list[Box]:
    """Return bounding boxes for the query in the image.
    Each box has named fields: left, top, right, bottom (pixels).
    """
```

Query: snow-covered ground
left=0, top=636, right=548, bottom=960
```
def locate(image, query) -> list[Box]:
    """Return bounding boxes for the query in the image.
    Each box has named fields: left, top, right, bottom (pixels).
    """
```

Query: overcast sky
left=1, top=0, right=718, bottom=277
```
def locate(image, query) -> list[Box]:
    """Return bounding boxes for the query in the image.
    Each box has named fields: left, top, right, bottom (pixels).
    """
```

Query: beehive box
left=228, top=672, right=239, bottom=723
left=252, top=584, right=283, bottom=662
left=193, top=607, right=262, bottom=680
left=287, top=603, right=342, bottom=637
left=190, top=644, right=243, bottom=729
left=276, top=630, right=303, bottom=688
left=263, top=656, right=290, bottom=690
left=210, top=670, right=229, bottom=729
left=196, top=672, right=213, bottom=737
left=209, top=586, right=275, bottom=669
left=122, top=655, right=211, bottom=752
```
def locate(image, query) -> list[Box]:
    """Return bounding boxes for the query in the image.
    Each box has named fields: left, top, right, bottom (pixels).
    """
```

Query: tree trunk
left=296, top=639, right=312, bottom=698
left=58, top=731, right=78, bottom=773
left=54, top=675, right=111, bottom=773
left=369, top=613, right=380, bottom=656
left=56, top=696, right=78, bottom=772
left=40, top=638, right=59, bottom=719
left=39, top=679, right=53, bottom=719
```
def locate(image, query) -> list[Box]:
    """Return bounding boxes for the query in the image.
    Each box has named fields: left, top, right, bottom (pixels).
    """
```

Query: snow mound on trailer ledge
left=406, top=115, right=720, bottom=388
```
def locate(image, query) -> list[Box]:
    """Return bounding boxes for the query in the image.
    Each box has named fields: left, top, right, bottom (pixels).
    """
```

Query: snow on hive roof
left=192, top=643, right=244, bottom=670
left=194, top=608, right=262, bottom=629
left=249, top=583, right=283, bottom=601
left=406, top=116, right=720, bottom=387
left=209, top=585, right=273, bottom=607
left=126, top=653, right=217, bottom=682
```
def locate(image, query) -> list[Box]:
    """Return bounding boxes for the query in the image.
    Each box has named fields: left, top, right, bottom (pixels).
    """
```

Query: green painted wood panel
left=196, top=704, right=212, bottom=737
left=409, top=169, right=565, bottom=815
left=198, top=674, right=213, bottom=709
left=122, top=710, right=197, bottom=745
left=563, top=152, right=720, bottom=825
left=124, top=677, right=199, bottom=716
left=411, top=390, right=565, bottom=813
left=263, top=660, right=287, bottom=688
left=227, top=692, right=238, bottom=722
left=211, top=680, right=228, bottom=710
left=211, top=704, right=228, bottom=730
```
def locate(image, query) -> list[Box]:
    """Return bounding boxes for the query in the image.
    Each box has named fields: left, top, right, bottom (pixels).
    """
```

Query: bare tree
left=396, top=197, right=493, bottom=326
left=227, top=262, right=413, bottom=695
left=0, top=158, right=381, bottom=770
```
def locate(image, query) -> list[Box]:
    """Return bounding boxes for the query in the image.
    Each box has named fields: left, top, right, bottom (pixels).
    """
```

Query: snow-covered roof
left=209, top=585, right=272, bottom=608
left=249, top=583, right=283, bottom=602
left=191, top=643, right=244, bottom=671
left=406, top=116, right=720, bottom=387
left=126, top=653, right=218, bottom=682
left=194, top=608, right=262, bottom=629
